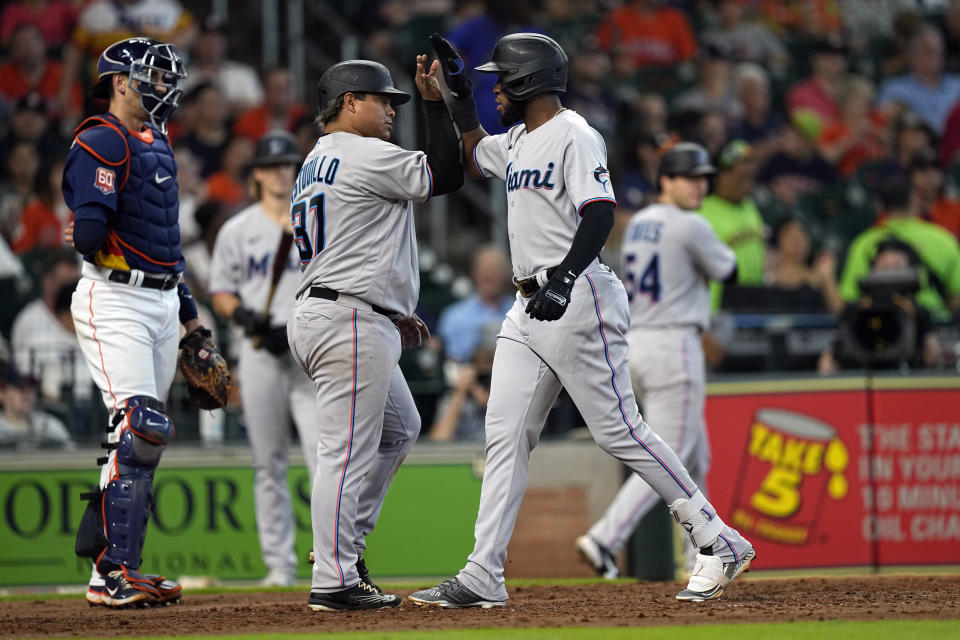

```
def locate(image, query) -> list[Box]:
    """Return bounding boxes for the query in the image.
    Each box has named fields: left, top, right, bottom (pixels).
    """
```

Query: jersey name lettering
left=292, top=154, right=340, bottom=201
left=505, top=162, right=556, bottom=192
left=627, top=220, right=662, bottom=244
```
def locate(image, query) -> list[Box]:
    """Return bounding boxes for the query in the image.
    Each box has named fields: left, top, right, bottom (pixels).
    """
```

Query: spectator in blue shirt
left=878, top=24, right=960, bottom=136
left=437, top=245, right=514, bottom=362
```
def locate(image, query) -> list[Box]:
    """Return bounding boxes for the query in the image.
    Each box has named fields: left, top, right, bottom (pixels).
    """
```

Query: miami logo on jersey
left=248, top=251, right=299, bottom=278
left=506, top=162, right=556, bottom=192
left=593, top=165, right=610, bottom=193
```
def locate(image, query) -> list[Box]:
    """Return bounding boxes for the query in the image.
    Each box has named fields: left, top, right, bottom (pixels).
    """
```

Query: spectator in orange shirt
left=11, top=154, right=69, bottom=255
left=910, top=148, right=960, bottom=239
left=818, top=75, right=892, bottom=177
left=233, top=67, right=308, bottom=141
left=0, top=23, right=82, bottom=120
left=206, top=137, right=254, bottom=213
left=594, top=0, right=697, bottom=69
left=0, top=0, right=78, bottom=51
left=758, top=0, right=842, bottom=38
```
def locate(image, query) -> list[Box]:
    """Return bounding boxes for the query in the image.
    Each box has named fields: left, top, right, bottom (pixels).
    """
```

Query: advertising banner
left=0, top=464, right=481, bottom=587
left=704, top=377, right=960, bottom=569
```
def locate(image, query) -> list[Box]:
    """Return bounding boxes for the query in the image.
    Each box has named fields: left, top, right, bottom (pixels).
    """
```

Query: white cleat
left=575, top=535, right=620, bottom=580
left=676, top=548, right=755, bottom=602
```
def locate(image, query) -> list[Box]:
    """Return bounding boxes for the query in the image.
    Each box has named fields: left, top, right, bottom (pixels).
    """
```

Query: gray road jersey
left=473, top=109, right=616, bottom=279
left=209, top=203, right=301, bottom=324
left=621, top=203, right=736, bottom=330
left=292, top=131, right=432, bottom=316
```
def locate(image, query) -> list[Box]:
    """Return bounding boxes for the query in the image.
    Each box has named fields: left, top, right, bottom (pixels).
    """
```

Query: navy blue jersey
left=63, top=113, right=184, bottom=274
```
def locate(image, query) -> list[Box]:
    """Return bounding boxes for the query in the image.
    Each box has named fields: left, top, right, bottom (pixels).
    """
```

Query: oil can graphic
left=730, top=408, right=850, bottom=545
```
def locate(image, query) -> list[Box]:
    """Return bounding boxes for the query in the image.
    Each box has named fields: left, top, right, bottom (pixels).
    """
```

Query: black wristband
left=450, top=96, right=480, bottom=133
left=423, top=100, right=447, bottom=117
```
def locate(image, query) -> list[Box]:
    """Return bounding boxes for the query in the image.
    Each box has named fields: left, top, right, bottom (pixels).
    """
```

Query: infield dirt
left=3, top=575, right=958, bottom=637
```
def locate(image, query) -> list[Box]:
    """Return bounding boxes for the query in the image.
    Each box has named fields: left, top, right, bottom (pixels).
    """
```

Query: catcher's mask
left=128, top=43, right=187, bottom=134
left=92, top=38, right=187, bottom=134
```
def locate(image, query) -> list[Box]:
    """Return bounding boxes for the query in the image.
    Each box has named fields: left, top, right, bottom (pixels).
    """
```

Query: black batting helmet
left=251, top=130, right=301, bottom=167
left=317, top=60, right=410, bottom=107
left=657, top=142, right=716, bottom=179
left=475, top=33, right=568, bottom=101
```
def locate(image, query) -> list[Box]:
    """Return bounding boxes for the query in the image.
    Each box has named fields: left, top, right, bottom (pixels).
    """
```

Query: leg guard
left=96, top=396, right=174, bottom=573
left=669, top=490, right=723, bottom=550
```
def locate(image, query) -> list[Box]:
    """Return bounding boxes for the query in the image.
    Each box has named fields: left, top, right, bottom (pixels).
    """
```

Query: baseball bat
left=252, top=229, right=295, bottom=349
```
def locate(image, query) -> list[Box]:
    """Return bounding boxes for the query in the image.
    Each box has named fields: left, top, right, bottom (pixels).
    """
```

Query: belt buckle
left=516, top=277, right=538, bottom=298
left=162, top=273, right=178, bottom=289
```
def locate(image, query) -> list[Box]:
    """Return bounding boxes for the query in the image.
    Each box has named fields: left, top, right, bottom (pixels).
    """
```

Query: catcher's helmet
left=90, top=37, right=187, bottom=134
left=475, top=33, right=568, bottom=101
left=658, top=142, right=716, bottom=178
left=317, top=60, right=410, bottom=107
left=251, top=130, right=302, bottom=167
left=90, top=37, right=157, bottom=99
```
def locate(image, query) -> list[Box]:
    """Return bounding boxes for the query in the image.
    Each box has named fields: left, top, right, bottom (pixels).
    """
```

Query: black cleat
left=307, top=581, right=400, bottom=611
left=356, top=557, right=382, bottom=594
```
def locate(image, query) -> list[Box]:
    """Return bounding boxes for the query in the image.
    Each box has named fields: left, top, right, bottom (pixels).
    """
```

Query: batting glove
left=526, top=270, right=576, bottom=322
left=429, top=33, right=473, bottom=99
left=261, top=326, right=290, bottom=357
left=232, top=306, right=270, bottom=338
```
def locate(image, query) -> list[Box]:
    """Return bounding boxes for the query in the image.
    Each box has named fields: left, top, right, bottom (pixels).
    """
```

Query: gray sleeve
left=208, top=221, right=242, bottom=295
left=472, top=133, right=510, bottom=179
left=355, top=139, right=434, bottom=204
left=687, top=215, right=736, bottom=281
left=564, top=124, right=616, bottom=214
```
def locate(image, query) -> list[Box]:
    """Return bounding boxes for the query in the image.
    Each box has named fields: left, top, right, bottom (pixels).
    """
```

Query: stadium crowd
left=1, top=0, right=959, bottom=447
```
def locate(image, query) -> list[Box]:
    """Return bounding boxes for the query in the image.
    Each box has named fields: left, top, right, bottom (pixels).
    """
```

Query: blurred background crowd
left=1, top=0, right=960, bottom=451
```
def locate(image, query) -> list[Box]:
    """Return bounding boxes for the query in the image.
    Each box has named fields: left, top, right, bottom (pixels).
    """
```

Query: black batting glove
left=262, top=326, right=290, bottom=357
left=232, top=306, right=270, bottom=337
left=526, top=270, right=576, bottom=322
left=429, top=33, right=472, bottom=99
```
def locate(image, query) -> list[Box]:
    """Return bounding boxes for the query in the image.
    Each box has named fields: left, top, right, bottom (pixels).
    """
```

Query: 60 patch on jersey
left=95, top=167, right=116, bottom=195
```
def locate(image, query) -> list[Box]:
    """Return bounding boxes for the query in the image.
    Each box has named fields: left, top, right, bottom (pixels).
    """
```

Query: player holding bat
left=210, top=130, right=319, bottom=587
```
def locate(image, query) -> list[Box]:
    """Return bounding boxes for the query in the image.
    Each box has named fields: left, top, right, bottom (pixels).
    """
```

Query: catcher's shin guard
left=96, top=396, right=173, bottom=572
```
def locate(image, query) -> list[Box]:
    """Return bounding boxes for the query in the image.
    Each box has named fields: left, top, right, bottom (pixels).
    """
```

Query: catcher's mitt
left=178, top=326, right=232, bottom=409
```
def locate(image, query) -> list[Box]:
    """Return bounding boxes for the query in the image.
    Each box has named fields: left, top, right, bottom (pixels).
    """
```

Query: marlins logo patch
left=593, top=165, right=610, bottom=192
left=95, top=167, right=116, bottom=195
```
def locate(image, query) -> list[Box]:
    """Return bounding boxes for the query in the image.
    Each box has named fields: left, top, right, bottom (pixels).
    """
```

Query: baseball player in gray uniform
left=288, top=59, right=463, bottom=610
left=209, top=130, right=317, bottom=587
left=577, top=142, right=739, bottom=580
left=409, top=34, right=755, bottom=607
